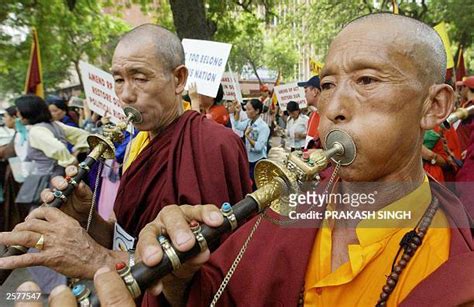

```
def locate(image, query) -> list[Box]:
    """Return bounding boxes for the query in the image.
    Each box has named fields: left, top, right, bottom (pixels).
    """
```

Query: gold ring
left=34, top=235, right=44, bottom=250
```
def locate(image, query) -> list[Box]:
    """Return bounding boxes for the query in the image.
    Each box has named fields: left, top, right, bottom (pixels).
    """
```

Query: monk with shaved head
left=19, top=15, right=474, bottom=307
left=0, top=24, right=251, bottom=303
left=102, top=14, right=470, bottom=306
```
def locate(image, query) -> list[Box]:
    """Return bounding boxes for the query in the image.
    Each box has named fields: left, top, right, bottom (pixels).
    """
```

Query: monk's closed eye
left=357, top=76, right=378, bottom=85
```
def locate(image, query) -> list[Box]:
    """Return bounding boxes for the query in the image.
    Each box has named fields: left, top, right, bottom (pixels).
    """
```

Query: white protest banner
left=182, top=39, right=232, bottom=98
left=79, top=61, right=125, bottom=124
left=274, top=82, right=307, bottom=111
left=221, top=72, right=243, bottom=102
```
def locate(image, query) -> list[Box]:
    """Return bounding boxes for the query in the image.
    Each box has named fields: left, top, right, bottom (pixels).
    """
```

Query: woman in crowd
left=15, top=95, right=89, bottom=178
left=231, top=98, right=270, bottom=190
left=46, top=95, right=79, bottom=127
left=285, top=100, right=309, bottom=151
left=0, top=106, right=26, bottom=230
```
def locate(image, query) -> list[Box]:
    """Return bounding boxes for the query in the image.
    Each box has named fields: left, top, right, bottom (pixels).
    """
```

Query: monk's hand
left=135, top=204, right=224, bottom=302
left=0, top=207, right=118, bottom=279
left=40, top=165, right=93, bottom=225
left=47, top=267, right=136, bottom=307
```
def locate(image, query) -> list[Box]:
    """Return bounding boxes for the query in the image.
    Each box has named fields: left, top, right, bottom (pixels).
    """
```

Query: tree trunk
left=169, top=0, right=215, bottom=40
left=247, top=57, right=262, bottom=85
left=74, top=59, right=83, bottom=90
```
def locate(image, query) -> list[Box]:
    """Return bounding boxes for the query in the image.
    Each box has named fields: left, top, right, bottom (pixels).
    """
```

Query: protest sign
left=274, top=82, right=307, bottom=111
left=182, top=39, right=232, bottom=98
left=221, top=72, right=243, bottom=102
left=79, top=61, right=125, bottom=124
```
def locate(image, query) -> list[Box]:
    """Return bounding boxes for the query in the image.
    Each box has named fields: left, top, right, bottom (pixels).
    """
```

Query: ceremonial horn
left=441, top=105, right=474, bottom=129
left=0, top=107, right=142, bottom=285
left=75, top=129, right=357, bottom=306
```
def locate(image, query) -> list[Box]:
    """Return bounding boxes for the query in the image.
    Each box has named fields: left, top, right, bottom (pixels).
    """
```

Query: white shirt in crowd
left=286, top=114, right=309, bottom=149
left=231, top=109, right=248, bottom=138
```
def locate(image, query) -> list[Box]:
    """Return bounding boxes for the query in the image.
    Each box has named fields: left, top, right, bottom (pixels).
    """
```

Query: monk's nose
left=121, top=82, right=137, bottom=104
left=325, top=83, right=352, bottom=124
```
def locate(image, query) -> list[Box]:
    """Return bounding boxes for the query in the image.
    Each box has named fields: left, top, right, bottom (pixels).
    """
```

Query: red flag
left=24, top=28, right=44, bottom=98
left=455, top=45, right=466, bottom=82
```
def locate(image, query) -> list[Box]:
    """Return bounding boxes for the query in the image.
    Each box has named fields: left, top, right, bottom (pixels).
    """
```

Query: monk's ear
left=173, top=65, right=188, bottom=95
left=420, top=84, right=454, bottom=130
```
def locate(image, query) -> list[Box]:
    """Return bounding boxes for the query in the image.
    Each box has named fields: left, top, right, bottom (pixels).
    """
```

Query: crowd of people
left=0, top=12, right=472, bottom=307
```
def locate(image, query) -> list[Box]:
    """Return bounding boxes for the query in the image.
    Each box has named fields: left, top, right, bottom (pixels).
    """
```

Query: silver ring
left=121, top=267, right=142, bottom=298
left=72, top=284, right=91, bottom=307
left=158, top=236, right=181, bottom=270
left=191, top=226, right=208, bottom=252
left=69, top=179, right=78, bottom=187
left=221, top=203, right=238, bottom=231
left=53, top=190, right=67, bottom=203
left=79, top=162, right=90, bottom=171
left=225, top=213, right=238, bottom=231
left=127, top=249, right=136, bottom=267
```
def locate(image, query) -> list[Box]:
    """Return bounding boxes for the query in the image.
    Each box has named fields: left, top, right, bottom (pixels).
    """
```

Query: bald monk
left=111, top=13, right=472, bottom=307
left=0, top=23, right=251, bottom=306
left=11, top=14, right=474, bottom=307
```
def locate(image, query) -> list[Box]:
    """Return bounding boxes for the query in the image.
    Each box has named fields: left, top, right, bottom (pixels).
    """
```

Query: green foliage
left=0, top=0, right=130, bottom=98
left=2, top=0, right=472, bottom=100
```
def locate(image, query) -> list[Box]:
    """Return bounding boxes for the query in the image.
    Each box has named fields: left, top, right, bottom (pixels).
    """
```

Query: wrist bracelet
left=127, top=249, right=136, bottom=267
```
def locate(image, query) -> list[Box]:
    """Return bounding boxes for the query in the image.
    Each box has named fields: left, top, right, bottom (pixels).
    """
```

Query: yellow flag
left=434, top=22, right=454, bottom=69
left=309, top=58, right=323, bottom=76
left=272, top=71, right=281, bottom=106
left=391, top=0, right=399, bottom=14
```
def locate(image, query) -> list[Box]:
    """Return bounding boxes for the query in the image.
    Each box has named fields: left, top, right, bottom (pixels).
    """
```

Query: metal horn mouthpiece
left=324, top=129, right=357, bottom=165
left=441, top=105, right=474, bottom=129
left=123, top=106, right=143, bottom=124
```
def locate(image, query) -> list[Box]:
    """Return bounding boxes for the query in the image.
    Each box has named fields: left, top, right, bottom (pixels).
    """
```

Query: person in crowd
left=188, top=82, right=230, bottom=126
left=0, top=106, right=25, bottom=231
left=455, top=76, right=474, bottom=152
left=455, top=77, right=474, bottom=219
left=99, top=13, right=472, bottom=306
left=259, top=84, right=274, bottom=129
left=0, top=24, right=251, bottom=307
left=422, top=124, right=461, bottom=184
left=231, top=98, right=270, bottom=190
left=46, top=95, right=79, bottom=128
left=298, top=75, right=322, bottom=149
left=285, top=100, right=309, bottom=151
left=226, top=100, right=248, bottom=141
left=15, top=95, right=89, bottom=178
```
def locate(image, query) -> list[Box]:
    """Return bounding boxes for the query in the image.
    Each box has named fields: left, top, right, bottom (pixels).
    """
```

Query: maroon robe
left=187, top=178, right=473, bottom=306
left=113, top=111, right=252, bottom=307
left=115, top=111, right=252, bottom=237
left=456, top=121, right=474, bottom=220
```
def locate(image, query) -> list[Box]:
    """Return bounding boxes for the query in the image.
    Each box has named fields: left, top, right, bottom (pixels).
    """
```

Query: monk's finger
left=65, top=165, right=78, bottom=177
left=172, top=249, right=211, bottom=279
left=0, top=231, right=43, bottom=249
left=25, top=207, right=71, bottom=224
left=159, top=205, right=195, bottom=252
left=14, top=281, right=42, bottom=307
left=148, top=281, right=164, bottom=296
left=0, top=252, right=45, bottom=269
left=50, top=176, right=68, bottom=191
left=39, top=188, right=54, bottom=204
left=14, top=219, right=50, bottom=234
left=49, top=285, right=76, bottom=307
left=137, top=222, right=164, bottom=266
left=180, top=204, right=224, bottom=227
left=94, top=267, right=135, bottom=307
